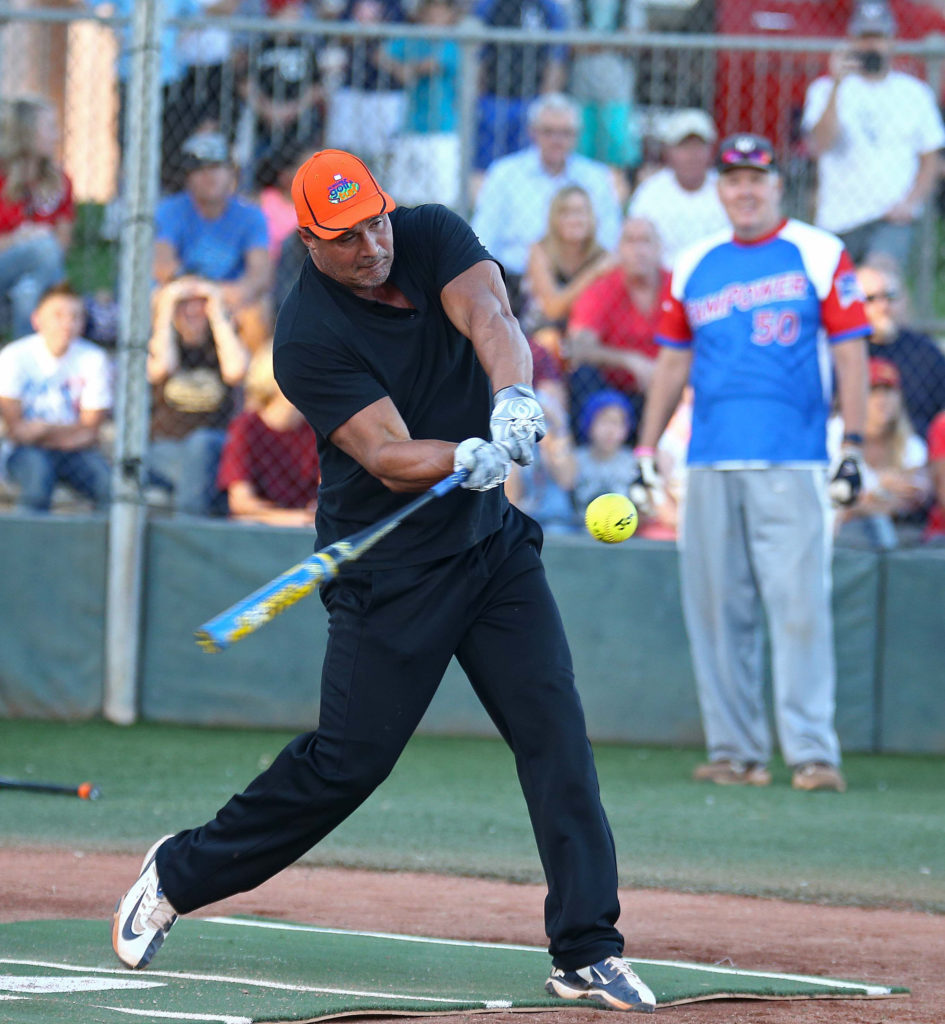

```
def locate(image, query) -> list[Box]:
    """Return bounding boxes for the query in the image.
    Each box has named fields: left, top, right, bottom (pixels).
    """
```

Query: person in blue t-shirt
left=153, top=131, right=272, bottom=352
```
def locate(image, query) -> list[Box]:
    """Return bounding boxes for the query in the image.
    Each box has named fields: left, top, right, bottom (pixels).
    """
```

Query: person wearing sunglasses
left=856, top=261, right=945, bottom=439
left=630, top=132, right=871, bottom=794
left=801, top=1, right=945, bottom=270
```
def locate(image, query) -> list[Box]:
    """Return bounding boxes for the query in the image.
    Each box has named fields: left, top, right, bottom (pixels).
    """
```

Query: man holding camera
left=802, top=1, right=945, bottom=270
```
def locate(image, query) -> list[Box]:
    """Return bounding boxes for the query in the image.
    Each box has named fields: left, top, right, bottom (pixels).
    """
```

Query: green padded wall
left=0, top=515, right=106, bottom=718
left=136, top=523, right=883, bottom=751
left=139, top=520, right=324, bottom=727
left=0, top=516, right=939, bottom=752
left=877, top=548, right=945, bottom=753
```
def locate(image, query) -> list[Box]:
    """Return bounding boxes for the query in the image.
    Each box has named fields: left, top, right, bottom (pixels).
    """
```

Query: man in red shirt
left=566, top=216, right=668, bottom=436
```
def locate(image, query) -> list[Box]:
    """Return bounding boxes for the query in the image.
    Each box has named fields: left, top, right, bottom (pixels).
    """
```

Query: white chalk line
left=96, top=1010, right=251, bottom=1024
left=0, top=958, right=509, bottom=1007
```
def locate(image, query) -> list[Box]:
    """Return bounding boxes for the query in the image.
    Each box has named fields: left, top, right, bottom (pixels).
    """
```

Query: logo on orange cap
left=328, top=175, right=360, bottom=205
left=292, top=149, right=396, bottom=239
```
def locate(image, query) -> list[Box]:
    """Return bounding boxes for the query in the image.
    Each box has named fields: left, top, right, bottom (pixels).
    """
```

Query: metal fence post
left=457, top=20, right=478, bottom=219
left=915, top=43, right=945, bottom=327
left=103, top=0, right=162, bottom=725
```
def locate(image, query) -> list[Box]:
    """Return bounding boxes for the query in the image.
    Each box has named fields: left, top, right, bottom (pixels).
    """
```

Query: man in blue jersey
left=631, top=133, right=870, bottom=793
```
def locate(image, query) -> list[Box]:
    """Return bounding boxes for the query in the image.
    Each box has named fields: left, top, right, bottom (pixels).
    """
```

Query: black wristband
left=842, top=432, right=864, bottom=446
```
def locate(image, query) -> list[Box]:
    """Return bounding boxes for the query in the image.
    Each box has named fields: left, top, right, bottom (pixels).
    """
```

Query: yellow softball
left=585, top=493, right=638, bottom=543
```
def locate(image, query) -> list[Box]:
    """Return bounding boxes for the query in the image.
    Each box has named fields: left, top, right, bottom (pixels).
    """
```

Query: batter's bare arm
left=440, top=260, right=532, bottom=392
left=329, top=396, right=456, bottom=494
left=635, top=346, right=693, bottom=449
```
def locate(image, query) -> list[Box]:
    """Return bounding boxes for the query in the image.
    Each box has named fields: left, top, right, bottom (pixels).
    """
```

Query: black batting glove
left=629, top=448, right=661, bottom=514
left=828, top=445, right=865, bottom=507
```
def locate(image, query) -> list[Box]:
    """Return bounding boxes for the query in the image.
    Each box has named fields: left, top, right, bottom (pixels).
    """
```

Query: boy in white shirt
left=0, top=282, right=112, bottom=511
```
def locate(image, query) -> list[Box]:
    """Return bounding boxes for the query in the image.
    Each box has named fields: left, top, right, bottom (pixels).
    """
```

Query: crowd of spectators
left=2, top=0, right=945, bottom=548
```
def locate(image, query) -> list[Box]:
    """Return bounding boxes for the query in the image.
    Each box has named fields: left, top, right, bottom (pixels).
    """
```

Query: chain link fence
left=0, top=4, right=944, bottom=712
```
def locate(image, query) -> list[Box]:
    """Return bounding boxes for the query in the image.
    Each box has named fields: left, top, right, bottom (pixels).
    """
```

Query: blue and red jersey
left=656, top=219, right=870, bottom=466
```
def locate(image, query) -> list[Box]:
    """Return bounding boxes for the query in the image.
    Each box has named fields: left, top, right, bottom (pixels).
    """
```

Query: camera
left=856, top=50, right=885, bottom=74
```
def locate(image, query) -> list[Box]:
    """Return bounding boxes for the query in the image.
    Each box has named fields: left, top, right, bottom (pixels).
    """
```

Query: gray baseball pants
left=679, top=467, right=841, bottom=768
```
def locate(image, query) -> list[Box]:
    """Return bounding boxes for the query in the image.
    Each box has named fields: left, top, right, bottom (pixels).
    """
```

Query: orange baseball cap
left=292, top=149, right=396, bottom=239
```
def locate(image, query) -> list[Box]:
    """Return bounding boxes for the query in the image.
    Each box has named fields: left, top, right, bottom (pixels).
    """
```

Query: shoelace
left=602, top=956, right=645, bottom=985
left=136, top=881, right=177, bottom=931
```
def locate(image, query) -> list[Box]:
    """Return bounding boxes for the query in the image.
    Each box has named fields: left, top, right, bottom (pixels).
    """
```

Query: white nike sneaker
left=546, top=955, right=657, bottom=1012
left=112, top=834, right=178, bottom=969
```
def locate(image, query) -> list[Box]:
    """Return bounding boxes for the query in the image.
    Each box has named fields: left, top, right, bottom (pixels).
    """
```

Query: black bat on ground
left=0, top=776, right=101, bottom=800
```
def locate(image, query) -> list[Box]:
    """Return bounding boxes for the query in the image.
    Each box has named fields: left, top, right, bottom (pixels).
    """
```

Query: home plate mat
left=0, top=917, right=907, bottom=1023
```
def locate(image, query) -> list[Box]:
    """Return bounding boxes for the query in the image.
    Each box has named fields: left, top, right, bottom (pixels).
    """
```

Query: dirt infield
left=2, top=848, right=939, bottom=1023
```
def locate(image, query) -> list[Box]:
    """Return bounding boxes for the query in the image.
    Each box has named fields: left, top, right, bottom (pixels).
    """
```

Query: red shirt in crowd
left=0, top=170, right=74, bottom=233
left=924, top=411, right=945, bottom=539
left=217, top=410, right=320, bottom=509
left=567, top=267, right=668, bottom=394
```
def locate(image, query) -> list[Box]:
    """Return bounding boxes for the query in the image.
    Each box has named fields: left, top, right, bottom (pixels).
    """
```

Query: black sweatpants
left=157, top=506, right=624, bottom=970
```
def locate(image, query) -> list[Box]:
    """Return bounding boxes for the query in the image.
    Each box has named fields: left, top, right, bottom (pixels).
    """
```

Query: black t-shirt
left=273, top=204, right=506, bottom=568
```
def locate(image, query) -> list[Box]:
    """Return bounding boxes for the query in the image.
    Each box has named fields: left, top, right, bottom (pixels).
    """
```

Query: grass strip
left=0, top=720, right=941, bottom=911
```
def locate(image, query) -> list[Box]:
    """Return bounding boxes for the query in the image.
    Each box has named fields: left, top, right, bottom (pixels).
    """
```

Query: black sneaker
left=546, top=955, right=656, bottom=1012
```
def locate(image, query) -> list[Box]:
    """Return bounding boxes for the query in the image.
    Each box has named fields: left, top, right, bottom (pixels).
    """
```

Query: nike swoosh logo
left=121, top=891, right=147, bottom=942
left=120, top=851, right=159, bottom=942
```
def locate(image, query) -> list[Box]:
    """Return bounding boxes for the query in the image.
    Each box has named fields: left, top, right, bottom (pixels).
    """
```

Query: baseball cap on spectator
left=659, top=109, right=717, bottom=146
left=292, top=149, right=396, bottom=239
left=181, top=131, right=230, bottom=169
left=848, top=1, right=896, bottom=37
left=869, top=357, right=901, bottom=389
left=716, top=133, right=777, bottom=173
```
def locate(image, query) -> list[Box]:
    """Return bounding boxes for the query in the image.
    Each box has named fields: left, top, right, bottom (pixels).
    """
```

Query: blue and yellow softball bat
left=195, top=469, right=468, bottom=653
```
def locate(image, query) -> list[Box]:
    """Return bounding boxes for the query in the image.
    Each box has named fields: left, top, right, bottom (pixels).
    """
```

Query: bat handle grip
left=432, top=468, right=469, bottom=496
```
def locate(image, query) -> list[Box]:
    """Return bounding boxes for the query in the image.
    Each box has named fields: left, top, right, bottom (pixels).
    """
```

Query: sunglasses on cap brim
left=718, top=147, right=774, bottom=168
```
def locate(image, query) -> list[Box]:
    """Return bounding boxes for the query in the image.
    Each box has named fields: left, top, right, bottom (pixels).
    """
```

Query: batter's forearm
left=470, top=308, right=533, bottom=392
left=371, top=438, right=459, bottom=493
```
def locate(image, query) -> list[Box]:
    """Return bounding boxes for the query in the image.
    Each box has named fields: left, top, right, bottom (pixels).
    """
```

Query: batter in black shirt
left=274, top=204, right=503, bottom=566
left=112, top=149, right=656, bottom=1014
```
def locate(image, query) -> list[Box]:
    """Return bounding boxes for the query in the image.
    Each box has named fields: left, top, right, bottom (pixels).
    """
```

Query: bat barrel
left=194, top=469, right=470, bottom=652
left=195, top=553, right=336, bottom=652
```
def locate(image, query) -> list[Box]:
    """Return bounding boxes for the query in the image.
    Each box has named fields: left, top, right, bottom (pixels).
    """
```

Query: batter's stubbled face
left=306, top=215, right=394, bottom=296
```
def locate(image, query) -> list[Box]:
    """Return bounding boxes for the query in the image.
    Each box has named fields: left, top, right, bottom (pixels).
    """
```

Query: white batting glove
left=454, top=438, right=512, bottom=492
left=490, top=384, right=546, bottom=467
left=629, top=448, right=661, bottom=515
left=828, top=445, right=865, bottom=507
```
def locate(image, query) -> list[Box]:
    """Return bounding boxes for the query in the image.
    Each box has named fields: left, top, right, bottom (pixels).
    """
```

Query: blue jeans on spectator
left=7, top=445, right=111, bottom=511
left=149, top=428, right=227, bottom=516
left=0, top=232, right=66, bottom=338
